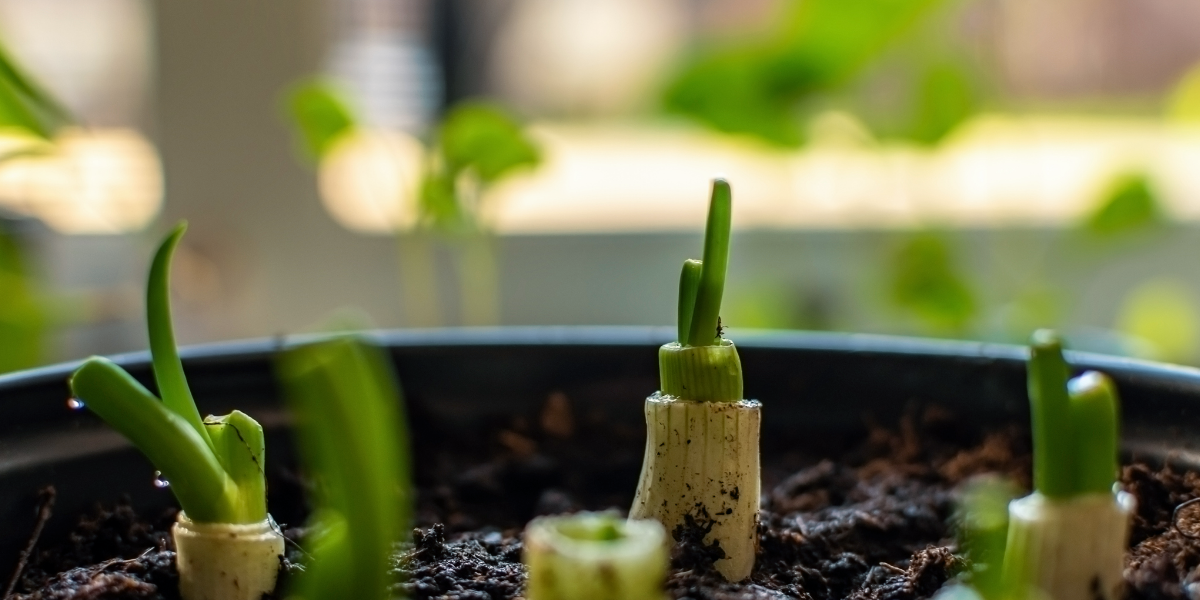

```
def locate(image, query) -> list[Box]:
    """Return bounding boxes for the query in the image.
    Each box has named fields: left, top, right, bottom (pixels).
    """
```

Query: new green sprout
left=68, top=223, right=282, bottom=600
left=523, top=512, right=667, bottom=600
left=1002, top=330, right=1133, bottom=600
left=630, top=178, right=761, bottom=582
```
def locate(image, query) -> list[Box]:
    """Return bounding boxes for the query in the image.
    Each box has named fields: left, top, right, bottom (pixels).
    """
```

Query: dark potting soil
left=8, top=400, right=1200, bottom=600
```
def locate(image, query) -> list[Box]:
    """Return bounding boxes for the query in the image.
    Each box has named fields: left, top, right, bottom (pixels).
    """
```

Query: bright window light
left=317, top=128, right=424, bottom=234
left=0, top=128, right=162, bottom=234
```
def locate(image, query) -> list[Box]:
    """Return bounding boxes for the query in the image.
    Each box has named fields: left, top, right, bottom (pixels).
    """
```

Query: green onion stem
left=685, top=179, right=731, bottom=347
left=205, top=410, right=268, bottom=523
left=148, top=222, right=212, bottom=451
left=677, top=259, right=702, bottom=344
left=1068, top=371, right=1120, bottom=495
left=69, top=223, right=270, bottom=525
left=1027, top=329, right=1074, bottom=498
left=276, top=338, right=412, bottom=600
left=70, top=358, right=233, bottom=523
left=958, top=477, right=1018, bottom=600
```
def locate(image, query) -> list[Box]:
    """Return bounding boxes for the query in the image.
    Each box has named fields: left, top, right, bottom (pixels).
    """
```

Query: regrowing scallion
left=1002, top=329, right=1134, bottom=600
left=67, top=222, right=283, bottom=600
left=523, top=512, right=667, bottom=600
left=630, top=178, right=761, bottom=582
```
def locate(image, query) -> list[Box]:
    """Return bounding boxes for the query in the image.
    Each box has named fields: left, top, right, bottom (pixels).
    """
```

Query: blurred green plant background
left=1, top=0, right=1200, bottom=372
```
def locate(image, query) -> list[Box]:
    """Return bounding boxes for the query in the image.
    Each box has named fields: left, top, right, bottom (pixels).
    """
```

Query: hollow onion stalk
left=1002, top=330, right=1133, bottom=600
left=630, top=178, right=760, bottom=582
left=524, top=512, right=667, bottom=600
left=68, top=223, right=282, bottom=600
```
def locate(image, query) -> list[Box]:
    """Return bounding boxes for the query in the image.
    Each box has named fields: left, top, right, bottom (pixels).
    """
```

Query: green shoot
left=1027, top=329, right=1074, bottom=498
left=285, top=78, right=357, bottom=161
left=1027, top=330, right=1121, bottom=497
left=956, top=477, right=1018, bottom=600
left=148, top=225, right=212, bottom=450
left=276, top=337, right=412, bottom=600
left=68, top=223, right=267, bottom=524
left=676, top=259, right=702, bottom=345
left=685, top=178, right=732, bottom=347
left=1068, top=371, right=1120, bottom=495
left=1005, top=330, right=1131, bottom=600
left=659, top=178, right=742, bottom=402
left=68, top=359, right=233, bottom=522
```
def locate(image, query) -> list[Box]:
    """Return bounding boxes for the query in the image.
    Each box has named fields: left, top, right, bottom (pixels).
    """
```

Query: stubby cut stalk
left=630, top=394, right=760, bottom=581
left=524, top=512, right=667, bottom=600
left=1003, top=332, right=1133, bottom=600
left=174, top=514, right=285, bottom=600
left=630, top=179, right=760, bottom=582
left=1003, top=491, right=1134, bottom=600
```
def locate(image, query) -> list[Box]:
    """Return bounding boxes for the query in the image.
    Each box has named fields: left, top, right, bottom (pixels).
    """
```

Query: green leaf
left=1027, top=330, right=1075, bottom=498
left=418, top=170, right=465, bottom=231
left=663, top=0, right=944, bottom=146
left=956, top=476, right=1019, bottom=600
left=1086, top=174, right=1162, bottom=236
left=277, top=337, right=412, bottom=600
left=0, top=40, right=72, bottom=139
left=286, top=78, right=358, bottom=161
left=907, top=61, right=977, bottom=144
left=677, top=259, right=703, bottom=344
left=439, top=101, right=540, bottom=182
left=205, top=410, right=268, bottom=523
left=887, top=233, right=976, bottom=334
left=0, top=227, right=45, bottom=373
left=687, top=179, right=732, bottom=347
left=147, top=222, right=212, bottom=451
left=69, top=357, right=234, bottom=522
left=1068, top=371, right=1119, bottom=495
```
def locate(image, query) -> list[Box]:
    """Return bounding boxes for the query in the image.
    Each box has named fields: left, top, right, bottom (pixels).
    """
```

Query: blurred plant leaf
left=907, top=61, right=977, bottom=144
left=286, top=78, right=358, bottom=161
left=0, top=41, right=72, bottom=139
left=664, top=0, right=944, bottom=146
left=1115, top=279, right=1198, bottom=364
left=277, top=337, right=412, bottom=600
left=955, top=476, right=1019, bottom=600
left=418, top=169, right=464, bottom=231
left=1167, top=63, right=1200, bottom=123
left=888, top=233, right=976, bottom=334
left=439, top=101, right=540, bottom=183
left=0, top=226, right=46, bottom=373
left=418, top=101, right=541, bottom=233
left=1086, top=174, right=1162, bottom=236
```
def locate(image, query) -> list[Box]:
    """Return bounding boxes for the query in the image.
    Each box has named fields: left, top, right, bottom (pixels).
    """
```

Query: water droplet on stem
left=153, top=471, right=170, bottom=488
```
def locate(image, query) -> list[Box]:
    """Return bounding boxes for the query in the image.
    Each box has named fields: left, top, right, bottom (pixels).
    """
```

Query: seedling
left=523, top=512, right=667, bottom=600
left=68, top=223, right=283, bottom=600
left=629, top=178, right=761, bottom=582
left=275, top=336, right=412, bottom=600
left=1002, top=330, right=1133, bottom=600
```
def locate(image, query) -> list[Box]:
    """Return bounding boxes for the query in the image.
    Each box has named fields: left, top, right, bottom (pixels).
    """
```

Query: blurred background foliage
left=1, top=0, right=1200, bottom=372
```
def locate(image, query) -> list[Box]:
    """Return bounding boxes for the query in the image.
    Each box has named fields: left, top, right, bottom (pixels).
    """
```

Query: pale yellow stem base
left=173, top=512, right=285, bottom=600
left=630, top=393, right=760, bottom=581
left=1003, top=491, right=1135, bottom=600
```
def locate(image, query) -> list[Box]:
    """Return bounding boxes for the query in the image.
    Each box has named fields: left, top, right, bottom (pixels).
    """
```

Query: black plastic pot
left=4, top=326, right=1200, bottom=573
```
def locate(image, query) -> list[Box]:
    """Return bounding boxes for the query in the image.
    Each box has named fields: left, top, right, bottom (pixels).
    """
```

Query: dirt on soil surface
left=9, top=401, right=1200, bottom=600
